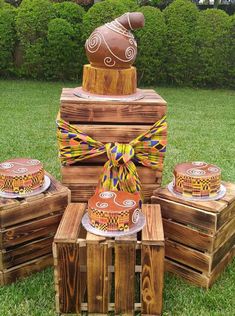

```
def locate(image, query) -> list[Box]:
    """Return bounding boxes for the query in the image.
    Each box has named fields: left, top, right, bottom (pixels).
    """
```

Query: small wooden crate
left=151, top=181, right=235, bottom=288
left=53, top=203, right=165, bottom=315
left=59, top=88, right=167, bottom=202
left=0, top=173, right=70, bottom=285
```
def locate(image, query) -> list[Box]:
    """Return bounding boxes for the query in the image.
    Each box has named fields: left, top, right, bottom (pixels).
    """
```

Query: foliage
left=194, top=9, right=231, bottom=87
left=228, top=14, right=235, bottom=88
left=164, top=0, right=199, bottom=85
left=0, top=5, right=16, bottom=75
left=135, top=6, right=167, bottom=84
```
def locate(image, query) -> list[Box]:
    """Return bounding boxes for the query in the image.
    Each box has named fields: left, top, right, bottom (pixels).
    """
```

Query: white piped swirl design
left=96, top=191, right=136, bottom=209
left=186, top=168, right=206, bottom=176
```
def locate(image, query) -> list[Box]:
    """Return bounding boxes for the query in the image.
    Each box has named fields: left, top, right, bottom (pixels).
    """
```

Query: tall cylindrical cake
left=173, top=161, right=221, bottom=198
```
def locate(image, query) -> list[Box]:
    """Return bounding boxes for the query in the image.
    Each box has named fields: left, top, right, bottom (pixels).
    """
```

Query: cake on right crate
left=152, top=162, right=235, bottom=289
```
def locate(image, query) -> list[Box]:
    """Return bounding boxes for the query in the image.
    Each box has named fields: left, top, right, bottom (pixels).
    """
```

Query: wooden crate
left=53, top=203, right=165, bottom=315
left=59, top=88, right=167, bottom=202
left=0, top=173, right=70, bottom=285
left=151, top=181, right=235, bottom=288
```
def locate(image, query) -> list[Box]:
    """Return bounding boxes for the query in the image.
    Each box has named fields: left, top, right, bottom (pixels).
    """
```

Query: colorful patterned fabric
left=56, top=114, right=167, bottom=194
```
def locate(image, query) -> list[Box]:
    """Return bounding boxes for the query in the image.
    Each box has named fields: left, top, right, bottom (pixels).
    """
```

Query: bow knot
left=105, top=143, right=135, bottom=167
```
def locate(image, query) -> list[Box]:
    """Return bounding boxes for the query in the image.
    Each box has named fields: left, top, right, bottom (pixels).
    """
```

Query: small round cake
left=0, top=158, right=44, bottom=195
left=173, top=161, right=221, bottom=198
left=88, top=190, right=141, bottom=232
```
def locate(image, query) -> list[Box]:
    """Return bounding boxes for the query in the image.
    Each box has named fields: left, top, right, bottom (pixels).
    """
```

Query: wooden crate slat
left=56, top=243, right=81, bottom=314
left=217, top=201, right=235, bottom=230
left=142, top=204, right=164, bottom=245
left=115, top=235, right=137, bottom=315
left=60, top=88, right=167, bottom=124
left=165, top=240, right=210, bottom=273
left=87, top=241, right=111, bottom=313
left=163, top=218, right=213, bottom=252
left=54, top=203, right=86, bottom=243
left=141, top=245, right=164, bottom=315
left=61, top=165, right=162, bottom=185
left=1, top=212, right=62, bottom=248
left=214, top=215, right=235, bottom=251
left=0, top=236, right=54, bottom=270
left=152, top=196, right=217, bottom=233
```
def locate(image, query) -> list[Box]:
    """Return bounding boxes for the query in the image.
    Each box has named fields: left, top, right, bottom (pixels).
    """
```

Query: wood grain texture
left=163, top=218, right=213, bottom=252
left=54, top=203, right=86, bottom=242
left=60, top=88, right=167, bottom=124
left=142, top=204, right=164, bottom=245
left=0, top=212, right=62, bottom=248
left=214, top=215, right=235, bottom=251
left=56, top=243, right=81, bottom=314
left=115, top=237, right=136, bottom=316
left=87, top=242, right=111, bottom=313
left=151, top=196, right=217, bottom=233
left=82, top=64, right=137, bottom=95
left=141, top=245, right=164, bottom=315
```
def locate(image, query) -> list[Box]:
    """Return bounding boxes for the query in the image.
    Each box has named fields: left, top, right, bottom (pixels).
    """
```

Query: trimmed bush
left=82, top=0, right=133, bottom=40
left=54, top=1, right=85, bottom=29
left=135, top=6, right=167, bottom=84
left=44, top=18, right=80, bottom=80
left=164, top=0, right=199, bottom=85
left=228, top=15, right=235, bottom=88
left=0, top=5, right=16, bottom=75
left=195, top=9, right=231, bottom=87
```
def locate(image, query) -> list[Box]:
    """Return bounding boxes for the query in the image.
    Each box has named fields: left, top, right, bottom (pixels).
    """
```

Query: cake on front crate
left=57, top=13, right=167, bottom=202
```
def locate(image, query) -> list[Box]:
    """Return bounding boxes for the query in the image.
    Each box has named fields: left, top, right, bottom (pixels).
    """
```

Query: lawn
left=0, top=80, right=235, bottom=316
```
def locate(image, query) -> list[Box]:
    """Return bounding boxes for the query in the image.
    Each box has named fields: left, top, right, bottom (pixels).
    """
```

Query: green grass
left=0, top=80, right=235, bottom=316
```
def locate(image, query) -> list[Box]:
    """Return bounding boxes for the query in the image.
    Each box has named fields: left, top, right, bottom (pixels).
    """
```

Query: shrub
left=164, top=0, right=199, bottom=85
left=0, top=5, right=16, bottom=75
left=82, top=0, right=133, bottom=40
left=44, top=18, right=81, bottom=80
left=135, top=6, right=167, bottom=84
left=16, top=0, right=54, bottom=77
left=194, top=9, right=231, bottom=87
left=228, top=14, right=235, bottom=88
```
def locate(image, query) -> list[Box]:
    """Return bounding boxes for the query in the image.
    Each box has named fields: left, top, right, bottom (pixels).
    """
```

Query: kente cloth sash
left=56, top=114, right=167, bottom=194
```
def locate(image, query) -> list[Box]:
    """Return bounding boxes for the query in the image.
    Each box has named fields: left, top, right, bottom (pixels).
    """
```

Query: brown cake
left=0, top=158, right=44, bottom=195
left=88, top=190, right=141, bottom=232
left=173, top=161, right=221, bottom=198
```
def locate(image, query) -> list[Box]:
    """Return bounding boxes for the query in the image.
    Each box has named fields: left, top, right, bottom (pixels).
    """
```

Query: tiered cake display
left=57, top=12, right=167, bottom=202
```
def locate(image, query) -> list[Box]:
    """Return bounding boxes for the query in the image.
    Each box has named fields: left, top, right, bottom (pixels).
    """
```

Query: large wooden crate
left=59, top=88, right=167, bottom=202
left=53, top=203, right=165, bottom=315
left=0, top=173, right=70, bottom=285
left=151, top=181, right=235, bottom=288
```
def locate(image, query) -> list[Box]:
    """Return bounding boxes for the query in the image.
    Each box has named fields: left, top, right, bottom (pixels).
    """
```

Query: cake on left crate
left=0, top=172, right=70, bottom=285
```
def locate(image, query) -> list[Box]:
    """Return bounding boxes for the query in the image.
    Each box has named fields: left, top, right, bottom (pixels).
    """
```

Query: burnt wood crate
left=0, top=173, right=70, bottom=285
left=151, top=181, right=235, bottom=288
left=53, top=203, right=165, bottom=315
left=59, top=88, right=167, bottom=202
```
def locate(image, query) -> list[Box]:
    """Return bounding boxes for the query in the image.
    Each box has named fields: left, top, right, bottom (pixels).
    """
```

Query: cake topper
left=85, top=12, right=145, bottom=69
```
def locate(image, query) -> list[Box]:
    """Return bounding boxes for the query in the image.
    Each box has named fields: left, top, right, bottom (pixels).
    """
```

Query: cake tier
left=88, top=190, right=140, bottom=231
left=173, top=161, right=221, bottom=198
left=0, top=158, right=44, bottom=194
left=82, top=64, right=137, bottom=96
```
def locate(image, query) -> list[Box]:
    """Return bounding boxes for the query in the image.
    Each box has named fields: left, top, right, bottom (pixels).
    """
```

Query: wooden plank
left=115, top=235, right=136, bottom=316
left=163, top=218, right=213, bottom=252
left=217, top=201, right=235, bottom=230
left=165, top=258, right=209, bottom=288
left=142, top=204, right=164, bottom=245
left=3, top=213, right=58, bottom=249
left=0, top=191, right=68, bottom=228
left=141, top=245, right=164, bottom=315
left=56, top=243, right=81, bottom=314
left=151, top=196, right=217, bottom=233
left=1, top=212, right=62, bottom=248
left=65, top=183, right=159, bottom=203
left=214, top=215, right=235, bottom=251
left=87, top=237, right=111, bottom=314
left=61, top=165, right=162, bottom=185
left=211, top=232, right=235, bottom=271
left=0, top=236, right=53, bottom=270
left=208, top=246, right=235, bottom=288
left=73, top=124, right=167, bottom=143
left=165, top=240, right=210, bottom=273
left=2, top=254, right=53, bottom=285
left=54, top=203, right=86, bottom=243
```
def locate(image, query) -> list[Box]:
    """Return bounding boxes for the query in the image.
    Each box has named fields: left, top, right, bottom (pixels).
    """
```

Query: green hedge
left=0, top=0, right=234, bottom=87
